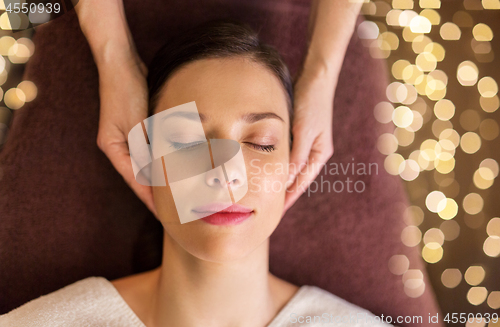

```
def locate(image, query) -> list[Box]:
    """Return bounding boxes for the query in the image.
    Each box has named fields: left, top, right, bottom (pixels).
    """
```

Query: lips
left=192, top=203, right=253, bottom=225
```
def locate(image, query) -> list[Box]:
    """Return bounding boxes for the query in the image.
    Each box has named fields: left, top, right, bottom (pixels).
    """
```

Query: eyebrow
left=161, top=111, right=284, bottom=123
left=162, top=111, right=206, bottom=122
left=242, top=112, right=285, bottom=123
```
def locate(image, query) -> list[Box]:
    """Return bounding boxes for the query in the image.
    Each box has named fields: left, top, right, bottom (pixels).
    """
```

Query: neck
left=148, top=233, right=277, bottom=327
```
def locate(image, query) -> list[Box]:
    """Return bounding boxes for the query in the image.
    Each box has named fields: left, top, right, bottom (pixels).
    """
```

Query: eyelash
left=170, top=141, right=276, bottom=153
left=170, top=141, right=205, bottom=150
left=246, top=143, right=276, bottom=152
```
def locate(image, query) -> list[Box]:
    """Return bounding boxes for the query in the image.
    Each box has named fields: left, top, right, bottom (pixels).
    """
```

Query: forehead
left=154, top=57, right=289, bottom=124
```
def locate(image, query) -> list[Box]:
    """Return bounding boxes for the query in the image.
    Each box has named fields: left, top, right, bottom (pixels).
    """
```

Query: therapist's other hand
left=284, top=64, right=336, bottom=212
left=96, top=57, right=155, bottom=216
left=75, top=0, right=156, bottom=215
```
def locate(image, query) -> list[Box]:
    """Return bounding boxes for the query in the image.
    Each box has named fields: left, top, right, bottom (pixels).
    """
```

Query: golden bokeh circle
left=472, top=23, right=494, bottom=42
left=463, top=193, right=484, bottom=215
left=440, top=220, right=460, bottom=241
left=460, top=132, right=481, bottom=154
left=477, top=76, right=498, bottom=97
left=441, top=268, right=462, bottom=288
left=483, top=236, right=500, bottom=257
left=486, top=218, right=500, bottom=238
left=464, top=266, right=485, bottom=286
left=422, top=242, right=443, bottom=263
left=467, top=287, right=488, bottom=306
left=479, top=119, right=499, bottom=140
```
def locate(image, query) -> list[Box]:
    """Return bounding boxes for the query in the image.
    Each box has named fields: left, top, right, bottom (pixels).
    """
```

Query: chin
left=170, top=221, right=269, bottom=263
left=188, top=236, right=259, bottom=263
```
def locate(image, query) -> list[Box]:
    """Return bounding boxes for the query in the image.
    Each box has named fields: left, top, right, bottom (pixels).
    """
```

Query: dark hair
left=147, top=19, right=293, bottom=120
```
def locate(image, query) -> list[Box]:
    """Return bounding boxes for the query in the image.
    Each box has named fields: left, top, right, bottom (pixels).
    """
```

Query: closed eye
left=245, top=143, right=275, bottom=152
left=170, top=141, right=275, bottom=152
left=170, top=141, right=205, bottom=150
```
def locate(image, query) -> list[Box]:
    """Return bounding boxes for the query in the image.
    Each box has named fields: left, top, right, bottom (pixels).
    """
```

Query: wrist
left=76, top=1, right=134, bottom=66
left=95, top=47, right=146, bottom=91
left=301, top=51, right=341, bottom=85
left=94, top=37, right=135, bottom=64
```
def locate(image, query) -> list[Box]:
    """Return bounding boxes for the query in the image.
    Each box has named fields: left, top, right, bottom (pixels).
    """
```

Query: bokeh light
left=471, top=39, right=492, bottom=54
left=395, top=127, right=415, bottom=145
left=410, top=16, right=432, bottom=33
left=437, top=198, right=458, bottom=219
left=398, top=10, right=418, bottom=27
left=404, top=205, right=425, bottom=226
left=433, top=120, right=453, bottom=138
left=482, top=0, right=500, bottom=9
left=374, top=101, right=395, bottom=124
left=464, top=266, right=485, bottom=286
left=440, top=22, right=461, bottom=40
left=364, top=0, right=500, bottom=310
left=388, top=254, right=410, bottom=275
left=401, top=225, right=423, bottom=247
left=426, top=190, right=446, bottom=212
left=477, top=76, right=498, bottom=97
left=0, top=36, right=15, bottom=56
left=463, top=193, right=484, bottom=215
left=453, top=11, right=473, bottom=27
left=420, top=9, right=440, bottom=25
left=424, top=42, right=445, bottom=61
left=472, top=23, right=494, bottom=41
left=439, top=128, right=460, bottom=148
left=392, top=105, right=414, bottom=127
left=479, top=118, right=499, bottom=140
left=416, top=52, right=437, bottom=71
left=487, top=291, right=500, bottom=310
left=377, top=133, right=399, bottom=155
left=467, top=287, right=488, bottom=306
left=17, top=81, right=37, bottom=102
left=422, top=242, right=443, bottom=263
left=419, top=0, right=441, bottom=9
left=480, top=95, right=499, bottom=112
left=4, top=88, right=25, bottom=110
left=483, top=236, right=500, bottom=257
left=393, top=0, right=414, bottom=10
left=358, top=21, right=380, bottom=40
left=473, top=167, right=495, bottom=189
left=457, top=61, right=479, bottom=86
left=434, top=99, right=455, bottom=120
left=480, top=158, right=499, bottom=177
left=384, top=153, right=405, bottom=175
left=440, top=220, right=460, bottom=241
left=441, top=268, right=462, bottom=288
left=399, top=158, right=420, bottom=180
left=403, top=269, right=426, bottom=298
left=486, top=217, right=500, bottom=237
left=460, top=132, right=481, bottom=154
left=423, top=228, right=445, bottom=245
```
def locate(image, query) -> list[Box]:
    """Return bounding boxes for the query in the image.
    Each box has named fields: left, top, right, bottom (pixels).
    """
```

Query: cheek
left=152, top=185, right=180, bottom=224
left=245, top=150, right=289, bottom=201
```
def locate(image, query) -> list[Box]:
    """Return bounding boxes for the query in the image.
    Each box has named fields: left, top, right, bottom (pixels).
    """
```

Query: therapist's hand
left=75, top=0, right=156, bottom=215
left=283, top=0, right=361, bottom=212
left=96, top=56, right=155, bottom=215
left=284, top=62, right=337, bottom=212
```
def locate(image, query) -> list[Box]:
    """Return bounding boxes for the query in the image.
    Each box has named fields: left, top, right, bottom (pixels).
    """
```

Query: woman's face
left=151, top=56, right=290, bottom=263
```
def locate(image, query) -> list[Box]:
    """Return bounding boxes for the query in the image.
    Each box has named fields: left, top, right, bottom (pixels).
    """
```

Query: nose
left=205, top=163, right=245, bottom=190
left=204, top=138, right=247, bottom=196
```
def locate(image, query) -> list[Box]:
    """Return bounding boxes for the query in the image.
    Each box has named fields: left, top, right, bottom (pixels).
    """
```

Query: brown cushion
left=0, top=0, right=443, bottom=325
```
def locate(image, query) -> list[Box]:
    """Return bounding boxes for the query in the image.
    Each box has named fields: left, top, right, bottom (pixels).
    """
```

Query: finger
left=288, top=128, right=315, bottom=184
left=102, top=141, right=158, bottom=217
left=284, top=147, right=330, bottom=212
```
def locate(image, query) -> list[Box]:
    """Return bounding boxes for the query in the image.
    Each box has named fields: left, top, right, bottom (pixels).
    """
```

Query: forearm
left=75, top=0, right=137, bottom=68
left=304, top=0, right=362, bottom=80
